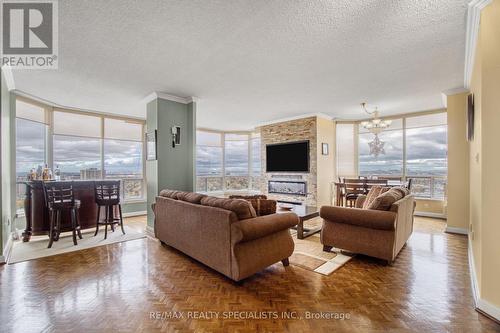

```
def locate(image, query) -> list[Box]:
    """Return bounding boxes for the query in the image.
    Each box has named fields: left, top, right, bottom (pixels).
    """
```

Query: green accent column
left=146, top=97, right=196, bottom=228
left=1, top=68, right=17, bottom=257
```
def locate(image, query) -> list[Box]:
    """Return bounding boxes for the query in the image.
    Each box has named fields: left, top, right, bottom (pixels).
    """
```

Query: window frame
left=15, top=96, right=147, bottom=203
left=337, top=110, right=448, bottom=201
left=196, top=129, right=262, bottom=193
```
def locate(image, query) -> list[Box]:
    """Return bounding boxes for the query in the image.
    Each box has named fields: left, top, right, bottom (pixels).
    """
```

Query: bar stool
left=43, top=181, right=82, bottom=248
left=94, top=180, right=125, bottom=239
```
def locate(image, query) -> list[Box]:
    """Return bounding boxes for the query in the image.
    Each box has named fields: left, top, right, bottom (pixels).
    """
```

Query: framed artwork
left=322, top=143, right=329, bottom=155
left=146, top=130, right=157, bottom=160
left=467, top=93, right=475, bottom=141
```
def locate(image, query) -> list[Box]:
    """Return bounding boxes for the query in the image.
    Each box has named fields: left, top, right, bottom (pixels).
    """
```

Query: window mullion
left=100, top=117, right=104, bottom=179
left=402, top=117, right=407, bottom=181
left=46, top=107, right=54, bottom=169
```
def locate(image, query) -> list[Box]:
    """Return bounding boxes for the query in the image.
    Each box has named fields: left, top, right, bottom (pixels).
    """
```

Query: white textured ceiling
left=11, top=0, right=469, bottom=130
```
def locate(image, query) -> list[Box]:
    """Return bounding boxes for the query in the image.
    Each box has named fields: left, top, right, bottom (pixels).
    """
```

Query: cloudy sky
left=16, top=119, right=142, bottom=176
left=359, top=126, right=447, bottom=176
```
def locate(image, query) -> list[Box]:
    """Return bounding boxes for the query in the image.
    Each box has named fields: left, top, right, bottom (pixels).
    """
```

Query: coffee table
left=277, top=205, right=320, bottom=239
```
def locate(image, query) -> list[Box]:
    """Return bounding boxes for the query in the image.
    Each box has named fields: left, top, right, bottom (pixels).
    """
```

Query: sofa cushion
left=367, top=187, right=407, bottom=211
left=362, top=186, right=390, bottom=209
left=201, top=196, right=257, bottom=220
left=176, top=191, right=207, bottom=204
left=229, top=194, right=267, bottom=200
left=159, top=189, right=182, bottom=199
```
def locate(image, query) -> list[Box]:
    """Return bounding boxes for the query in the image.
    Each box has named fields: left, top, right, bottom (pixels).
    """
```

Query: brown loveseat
left=320, top=187, right=415, bottom=263
left=153, top=190, right=298, bottom=281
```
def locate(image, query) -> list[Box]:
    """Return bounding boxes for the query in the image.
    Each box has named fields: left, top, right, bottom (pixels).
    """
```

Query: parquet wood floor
left=1, top=216, right=499, bottom=332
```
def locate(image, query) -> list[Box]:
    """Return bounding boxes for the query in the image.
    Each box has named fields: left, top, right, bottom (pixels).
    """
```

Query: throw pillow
left=367, top=187, right=405, bottom=211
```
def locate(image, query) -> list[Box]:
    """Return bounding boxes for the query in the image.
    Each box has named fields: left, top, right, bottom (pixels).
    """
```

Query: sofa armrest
left=355, top=195, right=366, bottom=208
left=231, top=213, right=299, bottom=243
left=320, top=206, right=396, bottom=231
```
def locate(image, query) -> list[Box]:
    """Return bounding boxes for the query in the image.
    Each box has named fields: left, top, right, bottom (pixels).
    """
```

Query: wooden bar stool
left=43, top=181, right=82, bottom=248
left=94, top=180, right=125, bottom=239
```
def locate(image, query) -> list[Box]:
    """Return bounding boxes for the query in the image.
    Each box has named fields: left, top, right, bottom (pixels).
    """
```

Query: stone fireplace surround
left=259, top=116, right=318, bottom=206
left=258, top=115, right=335, bottom=207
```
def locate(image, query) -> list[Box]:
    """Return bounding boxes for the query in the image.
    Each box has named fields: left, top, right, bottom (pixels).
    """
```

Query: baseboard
left=145, top=225, right=155, bottom=238
left=414, top=211, right=447, bottom=219
left=468, top=237, right=500, bottom=322
left=122, top=211, right=147, bottom=218
left=1, top=235, right=14, bottom=264
left=445, top=226, right=468, bottom=235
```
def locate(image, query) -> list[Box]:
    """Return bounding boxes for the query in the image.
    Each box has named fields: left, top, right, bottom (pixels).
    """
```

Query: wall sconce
left=171, top=126, right=181, bottom=148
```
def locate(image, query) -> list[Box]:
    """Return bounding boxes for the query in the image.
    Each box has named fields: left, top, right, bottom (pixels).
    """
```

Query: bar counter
left=23, top=180, right=104, bottom=242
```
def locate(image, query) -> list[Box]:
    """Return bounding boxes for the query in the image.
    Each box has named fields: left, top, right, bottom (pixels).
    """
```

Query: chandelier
left=360, top=102, right=392, bottom=157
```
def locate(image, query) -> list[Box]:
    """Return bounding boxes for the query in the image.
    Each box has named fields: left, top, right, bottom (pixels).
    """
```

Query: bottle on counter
left=54, top=165, right=61, bottom=181
left=42, top=164, right=49, bottom=180
left=36, top=165, right=43, bottom=180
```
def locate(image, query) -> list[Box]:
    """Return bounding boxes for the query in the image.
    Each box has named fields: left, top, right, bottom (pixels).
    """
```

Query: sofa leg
left=281, top=258, right=290, bottom=267
left=323, top=245, right=333, bottom=252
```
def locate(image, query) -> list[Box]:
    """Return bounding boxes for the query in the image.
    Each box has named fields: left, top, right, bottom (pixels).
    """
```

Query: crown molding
left=256, top=113, right=334, bottom=127
left=442, top=87, right=470, bottom=96
left=13, top=89, right=145, bottom=121
left=441, top=87, right=470, bottom=107
left=464, top=0, right=492, bottom=89
left=1, top=65, right=15, bottom=91
left=141, top=92, right=198, bottom=105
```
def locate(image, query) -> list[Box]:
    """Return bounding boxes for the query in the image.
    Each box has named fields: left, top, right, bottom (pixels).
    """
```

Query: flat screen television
left=266, top=141, right=309, bottom=172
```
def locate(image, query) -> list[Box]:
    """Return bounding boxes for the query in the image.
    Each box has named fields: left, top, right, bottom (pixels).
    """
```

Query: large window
left=405, top=113, right=447, bottom=199
left=251, top=133, right=262, bottom=190
left=53, top=111, right=102, bottom=179
left=53, top=135, right=101, bottom=179
left=196, top=131, right=223, bottom=192
left=15, top=99, right=146, bottom=203
left=196, top=130, right=261, bottom=192
left=104, top=119, right=144, bottom=200
left=225, top=133, right=249, bottom=190
left=359, top=119, right=403, bottom=177
left=336, top=112, right=447, bottom=200
left=52, top=111, right=145, bottom=200
left=15, top=100, right=47, bottom=211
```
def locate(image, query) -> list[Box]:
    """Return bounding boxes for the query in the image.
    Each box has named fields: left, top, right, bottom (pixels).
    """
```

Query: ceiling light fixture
left=360, top=102, right=392, bottom=157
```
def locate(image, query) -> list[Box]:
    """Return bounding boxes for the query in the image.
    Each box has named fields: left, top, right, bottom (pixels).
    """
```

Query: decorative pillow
left=257, top=199, right=277, bottom=216
left=201, top=196, right=257, bottom=220
left=228, top=195, right=276, bottom=216
left=362, top=186, right=390, bottom=209
left=367, top=187, right=406, bottom=211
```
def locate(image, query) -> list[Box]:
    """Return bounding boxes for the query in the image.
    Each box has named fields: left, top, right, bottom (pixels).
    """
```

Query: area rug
left=289, top=218, right=354, bottom=275
left=8, top=226, right=145, bottom=264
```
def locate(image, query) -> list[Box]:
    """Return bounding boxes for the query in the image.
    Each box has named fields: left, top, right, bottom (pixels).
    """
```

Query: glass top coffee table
left=276, top=205, right=320, bottom=239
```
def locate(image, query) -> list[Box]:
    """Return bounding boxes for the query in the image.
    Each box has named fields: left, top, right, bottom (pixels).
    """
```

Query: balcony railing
left=407, top=175, right=447, bottom=200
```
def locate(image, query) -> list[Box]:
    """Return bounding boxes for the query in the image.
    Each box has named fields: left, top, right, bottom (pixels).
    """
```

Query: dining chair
left=343, top=178, right=366, bottom=207
left=364, top=179, right=389, bottom=193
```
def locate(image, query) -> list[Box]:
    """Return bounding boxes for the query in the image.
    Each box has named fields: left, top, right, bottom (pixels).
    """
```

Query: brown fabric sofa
left=320, top=187, right=415, bottom=263
left=153, top=190, right=298, bottom=281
